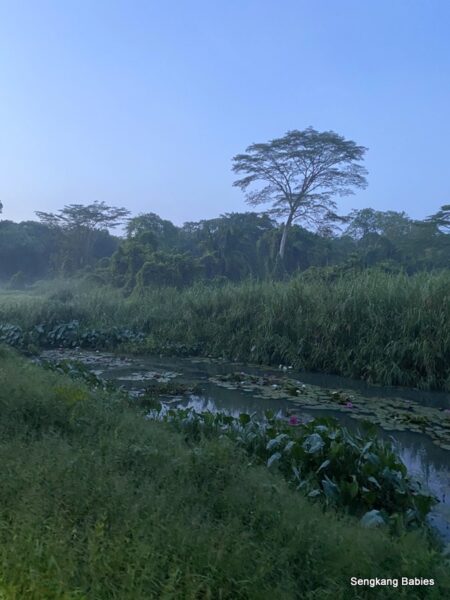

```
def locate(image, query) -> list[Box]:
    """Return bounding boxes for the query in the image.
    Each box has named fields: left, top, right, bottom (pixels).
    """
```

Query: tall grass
left=0, top=347, right=449, bottom=598
left=1, top=269, right=449, bottom=389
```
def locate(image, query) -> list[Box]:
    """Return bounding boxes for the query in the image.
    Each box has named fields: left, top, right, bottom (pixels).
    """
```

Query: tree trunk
left=278, top=213, right=294, bottom=259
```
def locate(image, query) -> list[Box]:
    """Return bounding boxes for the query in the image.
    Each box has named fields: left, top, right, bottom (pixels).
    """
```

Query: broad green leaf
left=317, top=459, right=330, bottom=473
left=322, top=476, right=339, bottom=499
left=239, top=413, right=250, bottom=425
left=360, top=510, right=386, bottom=528
left=267, top=452, right=282, bottom=468
left=302, top=433, right=324, bottom=454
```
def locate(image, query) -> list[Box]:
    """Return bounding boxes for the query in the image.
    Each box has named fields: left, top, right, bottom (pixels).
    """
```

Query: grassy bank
left=0, top=347, right=449, bottom=598
left=0, top=269, right=449, bottom=389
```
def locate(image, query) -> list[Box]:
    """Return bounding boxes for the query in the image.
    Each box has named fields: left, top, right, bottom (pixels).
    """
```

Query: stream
left=41, top=349, right=450, bottom=543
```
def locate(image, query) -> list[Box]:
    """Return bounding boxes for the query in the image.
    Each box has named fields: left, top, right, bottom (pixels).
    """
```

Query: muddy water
left=41, top=349, right=450, bottom=542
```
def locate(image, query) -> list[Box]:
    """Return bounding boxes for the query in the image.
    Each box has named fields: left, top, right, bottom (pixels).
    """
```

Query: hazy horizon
left=1, top=0, right=449, bottom=226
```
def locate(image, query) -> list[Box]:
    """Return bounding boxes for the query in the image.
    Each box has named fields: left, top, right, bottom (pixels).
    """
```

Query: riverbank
left=38, top=347, right=450, bottom=541
left=1, top=270, right=449, bottom=390
left=0, top=347, right=449, bottom=598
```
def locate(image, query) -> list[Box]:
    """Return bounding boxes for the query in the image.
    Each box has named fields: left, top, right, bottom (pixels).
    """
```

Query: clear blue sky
left=0, top=0, right=449, bottom=226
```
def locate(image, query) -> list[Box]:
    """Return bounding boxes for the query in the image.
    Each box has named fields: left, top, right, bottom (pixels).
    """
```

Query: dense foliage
left=148, top=406, right=436, bottom=530
left=0, top=205, right=448, bottom=287
left=0, top=320, right=144, bottom=351
left=0, top=219, right=118, bottom=281
left=1, top=270, right=448, bottom=389
left=232, top=127, right=368, bottom=259
left=0, top=348, right=448, bottom=598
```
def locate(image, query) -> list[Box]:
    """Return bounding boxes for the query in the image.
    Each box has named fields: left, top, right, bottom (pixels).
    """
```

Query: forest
left=1, top=202, right=449, bottom=289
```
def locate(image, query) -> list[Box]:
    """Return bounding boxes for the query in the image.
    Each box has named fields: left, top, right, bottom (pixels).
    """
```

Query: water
left=41, top=349, right=450, bottom=541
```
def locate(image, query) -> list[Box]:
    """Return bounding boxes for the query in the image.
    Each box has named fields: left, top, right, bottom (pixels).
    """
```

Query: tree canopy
left=426, top=204, right=450, bottom=234
left=36, top=201, right=130, bottom=231
left=345, top=208, right=412, bottom=240
left=232, top=127, right=368, bottom=258
left=1, top=205, right=448, bottom=286
left=35, top=202, right=128, bottom=272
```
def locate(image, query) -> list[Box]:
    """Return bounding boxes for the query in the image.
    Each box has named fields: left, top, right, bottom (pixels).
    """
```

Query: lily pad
left=209, top=371, right=450, bottom=450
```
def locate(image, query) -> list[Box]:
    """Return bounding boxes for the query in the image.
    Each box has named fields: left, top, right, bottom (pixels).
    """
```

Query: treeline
left=0, top=204, right=448, bottom=289
left=108, top=208, right=450, bottom=290
left=0, top=219, right=117, bottom=284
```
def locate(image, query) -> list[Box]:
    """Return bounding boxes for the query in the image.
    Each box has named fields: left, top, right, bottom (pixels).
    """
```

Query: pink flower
left=289, top=415, right=299, bottom=425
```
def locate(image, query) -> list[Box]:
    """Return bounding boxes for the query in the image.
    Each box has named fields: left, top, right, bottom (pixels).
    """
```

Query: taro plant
left=0, top=323, right=24, bottom=347
left=40, top=359, right=117, bottom=392
left=148, top=407, right=437, bottom=531
left=0, top=320, right=145, bottom=350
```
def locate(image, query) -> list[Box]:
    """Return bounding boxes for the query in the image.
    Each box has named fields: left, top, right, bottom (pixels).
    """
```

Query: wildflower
left=289, top=415, right=299, bottom=425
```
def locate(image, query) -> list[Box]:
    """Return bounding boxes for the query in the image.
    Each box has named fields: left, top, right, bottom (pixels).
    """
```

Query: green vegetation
left=232, top=127, right=368, bottom=259
left=209, top=371, right=450, bottom=450
left=1, top=269, right=449, bottom=390
left=45, top=356, right=438, bottom=528
left=149, top=407, right=437, bottom=531
left=0, top=320, right=144, bottom=351
left=1, top=204, right=449, bottom=287
left=0, top=347, right=449, bottom=599
left=0, top=131, right=447, bottom=287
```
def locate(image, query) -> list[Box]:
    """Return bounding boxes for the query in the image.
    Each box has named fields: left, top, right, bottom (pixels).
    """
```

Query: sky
left=0, top=0, right=449, bottom=226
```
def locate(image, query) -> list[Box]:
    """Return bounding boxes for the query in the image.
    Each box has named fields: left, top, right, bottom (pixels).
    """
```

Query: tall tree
left=36, top=201, right=129, bottom=271
left=36, top=201, right=129, bottom=231
left=232, top=127, right=368, bottom=259
left=426, top=204, right=450, bottom=233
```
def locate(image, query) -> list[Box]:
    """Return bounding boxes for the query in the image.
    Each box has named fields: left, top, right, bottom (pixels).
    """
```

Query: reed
left=1, top=269, right=449, bottom=389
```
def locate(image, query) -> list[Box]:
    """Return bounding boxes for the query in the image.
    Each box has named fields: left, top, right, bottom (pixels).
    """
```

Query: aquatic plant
left=148, top=407, right=437, bottom=531
left=211, top=371, right=450, bottom=450
left=0, top=320, right=145, bottom=350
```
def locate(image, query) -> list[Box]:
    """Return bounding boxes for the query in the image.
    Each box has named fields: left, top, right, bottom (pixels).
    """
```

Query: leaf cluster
left=232, top=127, right=368, bottom=224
